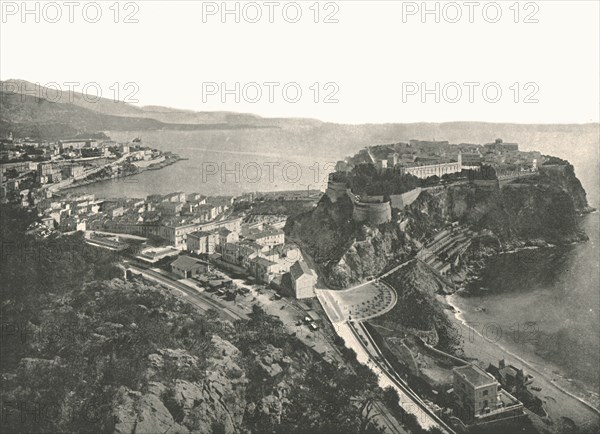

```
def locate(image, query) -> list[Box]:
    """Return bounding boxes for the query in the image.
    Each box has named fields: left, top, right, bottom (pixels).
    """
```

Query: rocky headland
left=287, top=156, right=592, bottom=346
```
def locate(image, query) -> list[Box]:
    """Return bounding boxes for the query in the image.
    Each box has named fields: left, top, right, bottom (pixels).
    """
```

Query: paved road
left=311, top=254, right=454, bottom=433
left=128, top=244, right=450, bottom=433
left=351, top=321, right=456, bottom=434
left=316, top=259, right=412, bottom=324
left=316, top=289, right=452, bottom=433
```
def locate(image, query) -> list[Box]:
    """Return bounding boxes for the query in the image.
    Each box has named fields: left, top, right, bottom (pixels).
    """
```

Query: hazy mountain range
left=1, top=79, right=598, bottom=203
left=0, top=79, right=287, bottom=139
left=1, top=78, right=597, bottom=142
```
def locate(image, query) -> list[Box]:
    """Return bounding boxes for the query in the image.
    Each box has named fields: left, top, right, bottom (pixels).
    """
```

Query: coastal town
left=0, top=133, right=181, bottom=207
left=336, top=138, right=541, bottom=177
left=4, top=129, right=594, bottom=434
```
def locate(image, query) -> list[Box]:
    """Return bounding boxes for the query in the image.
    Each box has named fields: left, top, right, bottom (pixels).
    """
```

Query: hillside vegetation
left=1, top=205, right=389, bottom=434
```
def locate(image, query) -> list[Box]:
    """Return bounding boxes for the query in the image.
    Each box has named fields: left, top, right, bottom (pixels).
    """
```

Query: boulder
left=112, top=387, right=188, bottom=434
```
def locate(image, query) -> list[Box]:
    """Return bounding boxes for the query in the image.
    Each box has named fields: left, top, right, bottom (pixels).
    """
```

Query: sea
left=453, top=212, right=599, bottom=392
left=67, top=129, right=341, bottom=198
left=68, top=128, right=600, bottom=394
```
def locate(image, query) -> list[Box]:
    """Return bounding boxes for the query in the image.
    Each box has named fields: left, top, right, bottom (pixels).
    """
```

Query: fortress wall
left=390, top=187, right=422, bottom=209
left=325, top=180, right=348, bottom=203
left=326, top=177, right=394, bottom=225
left=347, top=190, right=359, bottom=204
left=352, top=201, right=392, bottom=225
left=472, top=179, right=499, bottom=188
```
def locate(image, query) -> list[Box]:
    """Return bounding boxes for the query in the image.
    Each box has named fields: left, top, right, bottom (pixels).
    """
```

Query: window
left=483, top=390, right=488, bottom=396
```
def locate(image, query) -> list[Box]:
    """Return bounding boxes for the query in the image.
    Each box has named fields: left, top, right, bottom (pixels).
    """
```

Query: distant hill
left=3, top=78, right=597, bottom=144
left=138, top=105, right=267, bottom=125
left=0, top=79, right=280, bottom=139
left=1, top=79, right=276, bottom=126
left=1, top=79, right=147, bottom=118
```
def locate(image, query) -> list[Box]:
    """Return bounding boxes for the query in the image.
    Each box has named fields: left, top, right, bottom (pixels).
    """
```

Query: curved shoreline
left=445, top=293, right=600, bottom=417
left=55, top=155, right=184, bottom=194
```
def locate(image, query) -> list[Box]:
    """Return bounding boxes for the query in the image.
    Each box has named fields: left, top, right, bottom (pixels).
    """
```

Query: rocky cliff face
left=327, top=224, right=412, bottom=288
left=404, top=168, right=589, bottom=245
left=112, top=336, right=250, bottom=434
left=538, top=163, right=590, bottom=213
left=286, top=193, right=355, bottom=263
left=286, top=195, right=413, bottom=288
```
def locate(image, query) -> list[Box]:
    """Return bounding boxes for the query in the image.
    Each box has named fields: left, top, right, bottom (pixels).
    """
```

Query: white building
left=290, top=261, right=316, bottom=299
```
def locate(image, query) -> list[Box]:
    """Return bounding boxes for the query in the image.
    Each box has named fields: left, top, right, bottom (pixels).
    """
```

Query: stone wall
left=472, top=179, right=499, bottom=188
left=325, top=180, right=348, bottom=203
left=352, top=201, right=392, bottom=225
left=327, top=177, right=392, bottom=225
left=390, top=187, right=422, bottom=209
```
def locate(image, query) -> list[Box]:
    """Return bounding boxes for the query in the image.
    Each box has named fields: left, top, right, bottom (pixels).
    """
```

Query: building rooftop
left=171, top=255, right=207, bottom=271
left=239, top=240, right=264, bottom=251
left=290, top=260, right=313, bottom=280
left=454, top=364, right=498, bottom=388
left=252, top=257, right=278, bottom=267
left=248, top=227, right=285, bottom=239
left=497, top=389, right=521, bottom=407
left=501, top=365, right=520, bottom=377
left=188, top=230, right=213, bottom=239
left=265, top=245, right=284, bottom=256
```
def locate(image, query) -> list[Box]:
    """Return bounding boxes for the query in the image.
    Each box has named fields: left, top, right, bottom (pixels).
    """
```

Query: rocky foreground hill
left=2, top=272, right=384, bottom=434
left=0, top=208, right=393, bottom=434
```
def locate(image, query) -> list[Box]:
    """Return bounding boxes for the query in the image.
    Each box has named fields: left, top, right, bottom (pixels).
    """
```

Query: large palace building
left=402, top=153, right=462, bottom=179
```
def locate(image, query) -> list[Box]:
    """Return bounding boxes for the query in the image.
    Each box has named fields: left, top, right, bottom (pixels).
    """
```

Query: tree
left=383, top=387, right=400, bottom=408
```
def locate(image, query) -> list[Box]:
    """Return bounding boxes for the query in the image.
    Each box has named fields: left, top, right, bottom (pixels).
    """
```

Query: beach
left=445, top=292, right=600, bottom=433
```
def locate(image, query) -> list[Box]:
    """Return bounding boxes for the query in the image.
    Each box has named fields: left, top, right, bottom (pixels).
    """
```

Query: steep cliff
left=404, top=167, right=589, bottom=245
left=327, top=224, right=412, bottom=288
left=538, top=163, right=591, bottom=213
left=286, top=195, right=413, bottom=288
left=286, top=193, right=356, bottom=265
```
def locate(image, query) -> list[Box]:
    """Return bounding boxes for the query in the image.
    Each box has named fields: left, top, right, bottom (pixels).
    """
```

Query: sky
left=1, top=0, right=599, bottom=124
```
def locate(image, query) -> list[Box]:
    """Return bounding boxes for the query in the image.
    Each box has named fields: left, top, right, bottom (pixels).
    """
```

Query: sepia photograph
left=1, top=1, right=599, bottom=433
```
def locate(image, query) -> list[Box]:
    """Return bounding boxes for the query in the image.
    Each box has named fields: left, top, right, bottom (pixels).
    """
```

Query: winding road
left=312, top=257, right=456, bottom=434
